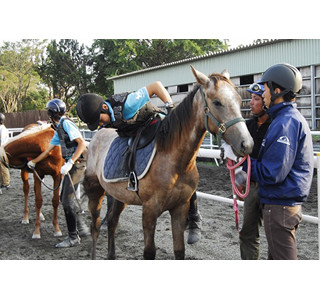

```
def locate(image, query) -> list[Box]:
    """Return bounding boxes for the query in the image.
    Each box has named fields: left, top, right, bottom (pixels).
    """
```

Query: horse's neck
left=174, top=95, right=206, bottom=166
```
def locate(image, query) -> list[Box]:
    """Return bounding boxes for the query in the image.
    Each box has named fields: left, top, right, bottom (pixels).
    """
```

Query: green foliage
left=37, top=39, right=92, bottom=112
left=88, top=39, right=227, bottom=97
left=1, top=38, right=227, bottom=114
left=0, top=40, right=46, bottom=112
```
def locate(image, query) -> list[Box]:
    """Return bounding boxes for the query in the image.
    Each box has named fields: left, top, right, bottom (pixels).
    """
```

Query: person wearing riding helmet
left=0, top=113, right=10, bottom=191
left=76, top=81, right=202, bottom=244
left=237, top=83, right=272, bottom=259
left=242, top=63, right=313, bottom=259
left=27, top=99, right=90, bottom=248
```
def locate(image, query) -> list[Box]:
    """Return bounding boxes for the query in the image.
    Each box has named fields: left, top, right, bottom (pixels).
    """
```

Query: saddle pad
left=102, top=136, right=156, bottom=183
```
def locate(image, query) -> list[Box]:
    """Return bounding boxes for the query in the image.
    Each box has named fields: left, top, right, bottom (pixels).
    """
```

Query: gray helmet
left=257, top=63, right=302, bottom=101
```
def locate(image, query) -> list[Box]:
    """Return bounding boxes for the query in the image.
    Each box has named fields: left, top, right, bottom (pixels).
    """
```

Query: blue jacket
left=243, top=102, right=313, bottom=206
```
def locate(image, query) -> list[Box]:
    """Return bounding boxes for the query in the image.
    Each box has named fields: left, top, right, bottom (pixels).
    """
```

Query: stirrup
left=127, top=171, right=138, bottom=192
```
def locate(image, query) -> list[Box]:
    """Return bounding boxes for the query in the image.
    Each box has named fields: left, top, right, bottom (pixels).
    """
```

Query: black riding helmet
left=46, top=98, right=66, bottom=118
left=257, top=63, right=302, bottom=102
left=76, top=93, right=105, bottom=131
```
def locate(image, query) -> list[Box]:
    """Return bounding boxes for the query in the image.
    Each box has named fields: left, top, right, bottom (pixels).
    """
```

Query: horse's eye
left=213, top=99, right=222, bottom=107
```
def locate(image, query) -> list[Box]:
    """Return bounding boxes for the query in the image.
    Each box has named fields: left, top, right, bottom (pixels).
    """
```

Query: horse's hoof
left=32, top=233, right=41, bottom=239
left=21, top=219, right=29, bottom=224
left=40, top=213, right=45, bottom=221
left=54, top=231, right=62, bottom=237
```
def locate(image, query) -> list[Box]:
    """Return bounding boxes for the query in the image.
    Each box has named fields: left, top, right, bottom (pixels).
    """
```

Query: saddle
left=121, top=115, right=161, bottom=191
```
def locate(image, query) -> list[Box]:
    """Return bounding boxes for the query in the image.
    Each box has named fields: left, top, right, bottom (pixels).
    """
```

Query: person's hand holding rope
left=27, top=160, right=36, bottom=169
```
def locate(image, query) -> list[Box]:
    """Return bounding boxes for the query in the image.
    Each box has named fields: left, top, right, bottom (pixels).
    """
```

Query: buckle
left=127, top=171, right=138, bottom=192
left=218, top=123, right=226, bottom=134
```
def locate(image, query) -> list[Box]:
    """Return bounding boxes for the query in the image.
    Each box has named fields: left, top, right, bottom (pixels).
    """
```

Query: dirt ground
left=0, top=161, right=318, bottom=261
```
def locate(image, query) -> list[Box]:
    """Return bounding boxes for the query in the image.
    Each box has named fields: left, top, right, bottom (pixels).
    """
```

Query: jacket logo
left=277, top=136, right=290, bottom=145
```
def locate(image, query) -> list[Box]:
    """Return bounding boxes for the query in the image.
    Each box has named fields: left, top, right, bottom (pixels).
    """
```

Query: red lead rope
left=226, top=155, right=251, bottom=231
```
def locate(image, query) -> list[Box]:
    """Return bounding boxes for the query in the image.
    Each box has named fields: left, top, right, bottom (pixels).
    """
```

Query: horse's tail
left=0, top=146, right=9, bottom=167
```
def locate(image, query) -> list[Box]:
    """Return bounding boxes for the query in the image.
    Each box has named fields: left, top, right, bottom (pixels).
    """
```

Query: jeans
left=263, top=204, right=302, bottom=260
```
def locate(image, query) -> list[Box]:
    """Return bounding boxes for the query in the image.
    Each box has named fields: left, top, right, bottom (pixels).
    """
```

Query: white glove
left=60, top=159, right=74, bottom=175
left=235, top=167, right=247, bottom=187
left=221, top=142, right=237, bottom=161
left=27, top=160, right=36, bottom=169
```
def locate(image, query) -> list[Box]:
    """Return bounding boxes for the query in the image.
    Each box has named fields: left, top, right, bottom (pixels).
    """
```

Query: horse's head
left=191, top=65, right=253, bottom=157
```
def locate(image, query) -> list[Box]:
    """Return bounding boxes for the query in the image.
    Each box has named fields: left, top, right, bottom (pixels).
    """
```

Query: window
left=240, top=75, right=254, bottom=85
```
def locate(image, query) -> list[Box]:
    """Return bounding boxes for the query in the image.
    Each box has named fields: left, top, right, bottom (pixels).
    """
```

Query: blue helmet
left=247, top=83, right=264, bottom=96
left=46, top=98, right=66, bottom=118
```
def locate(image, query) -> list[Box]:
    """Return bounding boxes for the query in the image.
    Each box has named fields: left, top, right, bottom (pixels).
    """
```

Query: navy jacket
left=244, top=102, right=313, bottom=206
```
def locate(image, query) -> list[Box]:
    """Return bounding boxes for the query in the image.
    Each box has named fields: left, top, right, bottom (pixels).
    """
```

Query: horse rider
left=237, top=82, right=271, bottom=259
left=0, top=113, right=11, bottom=191
left=27, top=99, right=91, bottom=248
left=76, top=81, right=202, bottom=244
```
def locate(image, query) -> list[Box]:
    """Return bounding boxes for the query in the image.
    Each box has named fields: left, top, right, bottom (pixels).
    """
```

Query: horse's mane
left=156, top=73, right=232, bottom=152
left=4, top=124, right=52, bottom=146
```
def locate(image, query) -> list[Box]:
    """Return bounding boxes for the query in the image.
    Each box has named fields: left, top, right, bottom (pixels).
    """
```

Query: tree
left=37, top=39, right=92, bottom=113
left=0, top=40, right=45, bottom=112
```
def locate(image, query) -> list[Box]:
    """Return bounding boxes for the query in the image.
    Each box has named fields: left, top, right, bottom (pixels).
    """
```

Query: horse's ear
left=221, top=69, right=230, bottom=79
left=190, top=65, right=210, bottom=86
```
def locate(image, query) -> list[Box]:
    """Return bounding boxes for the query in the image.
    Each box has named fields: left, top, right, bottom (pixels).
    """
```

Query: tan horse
left=0, top=124, right=64, bottom=239
left=83, top=66, right=253, bottom=259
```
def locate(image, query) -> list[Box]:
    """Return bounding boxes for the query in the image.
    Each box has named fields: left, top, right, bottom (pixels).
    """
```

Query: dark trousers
left=263, top=204, right=302, bottom=260
left=239, top=183, right=263, bottom=260
left=60, top=158, right=86, bottom=237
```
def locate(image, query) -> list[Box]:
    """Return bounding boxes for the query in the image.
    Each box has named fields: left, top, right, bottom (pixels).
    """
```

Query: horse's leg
left=169, top=202, right=190, bottom=260
left=32, top=175, right=43, bottom=239
left=107, top=199, right=126, bottom=260
left=142, top=203, right=161, bottom=260
left=52, top=175, right=62, bottom=237
left=84, top=176, right=106, bottom=260
left=20, top=170, right=30, bottom=224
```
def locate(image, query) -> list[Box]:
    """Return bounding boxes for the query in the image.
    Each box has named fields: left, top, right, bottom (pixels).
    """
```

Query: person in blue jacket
left=243, top=63, right=313, bottom=259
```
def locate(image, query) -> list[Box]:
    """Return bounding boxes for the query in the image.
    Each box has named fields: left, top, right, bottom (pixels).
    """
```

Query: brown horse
left=83, top=66, right=254, bottom=259
left=0, top=124, right=64, bottom=238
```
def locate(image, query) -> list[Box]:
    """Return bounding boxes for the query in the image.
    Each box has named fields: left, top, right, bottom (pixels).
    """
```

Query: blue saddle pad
left=103, top=136, right=156, bottom=182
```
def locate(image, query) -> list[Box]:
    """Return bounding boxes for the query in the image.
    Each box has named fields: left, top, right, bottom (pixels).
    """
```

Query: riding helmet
left=257, top=63, right=302, bottom=96
left=0, top=113, right=5, bottom=124
left=46, top=98, right=66, bottom=118
left=247, top=83, right=264, bottom=96
left=76, top=93, right=105, bottom=131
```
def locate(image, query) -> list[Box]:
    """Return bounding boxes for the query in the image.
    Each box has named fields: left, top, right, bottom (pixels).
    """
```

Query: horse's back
left=86, top=128, right=118, bottom=179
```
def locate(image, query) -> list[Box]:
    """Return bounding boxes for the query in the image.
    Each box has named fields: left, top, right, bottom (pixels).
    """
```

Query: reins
left=226, top=155, right=251, bottom=231
left=31, top=167, right=63, bottom=192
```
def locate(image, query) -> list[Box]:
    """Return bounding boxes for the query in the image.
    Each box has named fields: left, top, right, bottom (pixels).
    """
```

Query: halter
left=199, top=86, right=245, bottom=146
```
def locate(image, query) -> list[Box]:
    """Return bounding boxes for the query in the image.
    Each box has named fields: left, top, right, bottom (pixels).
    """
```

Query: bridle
left=199, top=86, right=245, bottom=146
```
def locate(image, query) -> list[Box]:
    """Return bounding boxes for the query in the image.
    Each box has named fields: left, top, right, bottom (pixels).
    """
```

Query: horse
left=0, top=123, right=65, bottom=239
left=83, top=66, right=254, bottom=259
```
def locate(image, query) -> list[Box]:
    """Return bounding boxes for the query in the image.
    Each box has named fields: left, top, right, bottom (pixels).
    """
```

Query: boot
left=186, top=192, right=202, bottom=244
left=55, top=232, right=81, bottom=248
left=77, top=214, right=91, bottom=237
left=186, top=210, right=202, bottom=244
